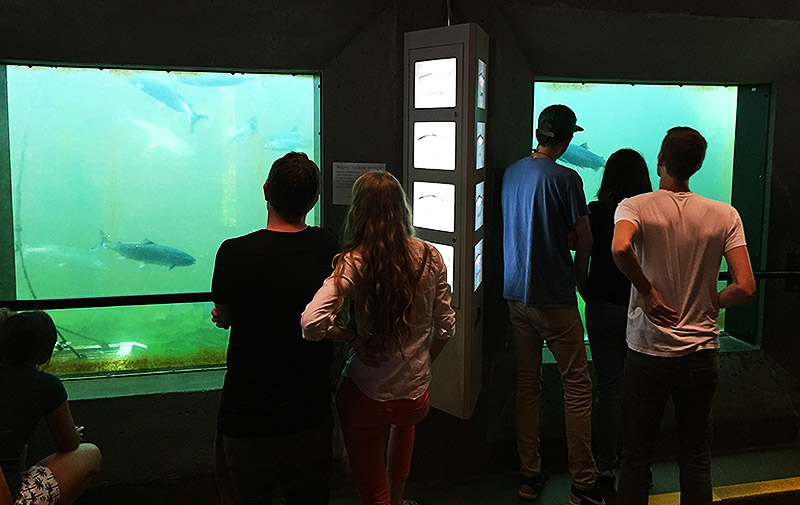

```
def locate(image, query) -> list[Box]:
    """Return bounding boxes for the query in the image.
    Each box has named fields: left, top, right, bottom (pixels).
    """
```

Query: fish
left=226, top=117, right=258, bottom=143
left=93, top=232, right=196, bottom=270
left=21, top=245, right=109, bottom=270
left=128, top=75, right=208, bottom=132
left=264, top=127, right=308, bottom=152
left=560, top=142, right=606, bottom=171
left=130, top=118, right=194, bottom=157
left=177, top=74, right=256, bottom=87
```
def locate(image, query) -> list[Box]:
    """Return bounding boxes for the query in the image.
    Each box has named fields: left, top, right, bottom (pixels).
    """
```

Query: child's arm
left=44, top=401, right=82, bottom=452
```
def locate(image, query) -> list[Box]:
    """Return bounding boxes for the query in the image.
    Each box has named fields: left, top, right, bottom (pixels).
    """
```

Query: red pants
left=336, top=377, right=430, bottom=505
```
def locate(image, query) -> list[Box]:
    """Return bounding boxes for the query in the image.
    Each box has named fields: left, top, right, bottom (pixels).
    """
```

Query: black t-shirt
left=0, top=366, right=67, bottom=496
left=585, top=200, right=632, bottom=306
left=211, top=227, right=338, bottom=437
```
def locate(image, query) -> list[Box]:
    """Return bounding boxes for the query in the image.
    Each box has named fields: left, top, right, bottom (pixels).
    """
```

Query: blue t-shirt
left=502, top=156, right=589, bottom=307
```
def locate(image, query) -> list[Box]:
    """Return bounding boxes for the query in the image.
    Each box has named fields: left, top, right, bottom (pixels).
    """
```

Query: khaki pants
left=509, top=301, right=596, bottom=489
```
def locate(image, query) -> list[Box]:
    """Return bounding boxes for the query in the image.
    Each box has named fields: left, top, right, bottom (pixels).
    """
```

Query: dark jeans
left=585, top=300, right=628, bottom=471
left=215, top=414, right=333, bottom=505
left=618, top=349, right=719, bottom=505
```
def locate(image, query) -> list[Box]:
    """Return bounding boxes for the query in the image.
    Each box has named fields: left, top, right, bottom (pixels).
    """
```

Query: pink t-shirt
left=615, top=190, right=747, bottom=357
left=301, top=239, right=455, bottom=401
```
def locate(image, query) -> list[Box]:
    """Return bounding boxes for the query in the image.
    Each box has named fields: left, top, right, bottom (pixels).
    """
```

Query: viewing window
left=1, top=64, right=321, bottom=375
left=534, top=81, right=767, bottom=346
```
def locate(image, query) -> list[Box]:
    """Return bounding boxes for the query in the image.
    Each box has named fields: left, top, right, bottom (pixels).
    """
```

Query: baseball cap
left=537, top=104, right=583, bottom=139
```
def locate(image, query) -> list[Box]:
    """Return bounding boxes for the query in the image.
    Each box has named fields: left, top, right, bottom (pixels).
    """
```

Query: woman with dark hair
left=301, top=171, right=455, bottom=505
left=584, top=149, right=652, bottom=493
left=0, top=310, right=101, bottom=505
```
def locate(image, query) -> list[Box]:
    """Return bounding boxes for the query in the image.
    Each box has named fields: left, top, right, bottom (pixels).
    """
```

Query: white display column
left=404, top=23, right=488, bottom=419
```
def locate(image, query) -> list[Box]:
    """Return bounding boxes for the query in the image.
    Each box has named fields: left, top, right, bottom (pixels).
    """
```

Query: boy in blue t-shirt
left=502, top=105, right=605, bottom=505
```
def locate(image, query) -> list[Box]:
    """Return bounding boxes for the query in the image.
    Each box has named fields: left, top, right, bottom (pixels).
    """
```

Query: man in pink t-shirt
left=612, top=127, right=756, bottom=505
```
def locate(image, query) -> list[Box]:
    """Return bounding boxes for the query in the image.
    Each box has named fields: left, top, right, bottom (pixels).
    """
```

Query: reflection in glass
left=430, top=242, right=455, bottom=291
left=475, top=181, right=484, bottom=231
left=474, top=239, right=483, bottom=291
left=414, top=58, right=457, bottom=109
left=414, top=122, right=456, bottom=171
left=413, top=182, right=456, bottom=232
left=476, top=122, right=485, bottom=169
left=477, top=59, right=487, bottom=109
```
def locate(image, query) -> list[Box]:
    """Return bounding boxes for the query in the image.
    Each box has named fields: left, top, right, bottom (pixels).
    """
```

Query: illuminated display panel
left=3, top=64, right=320, bottom=375
left=475, top=181, right=484, bottom=231
left=476, top=121, right=485, bottom=169
left=430, top=242, right=455, bottom=291
left=414, top=121, right=456, bottom=170
left=412, top=181, right=455, bottom=233
left=474, top=239, right=483, bottom=291
left=414, top=58, right=457, bottom=109
left=477, top=59, right=487, bottom=109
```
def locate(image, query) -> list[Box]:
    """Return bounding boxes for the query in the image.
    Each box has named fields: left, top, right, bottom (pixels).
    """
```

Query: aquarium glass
left=533, top=81, right=738, bottom=333
left=43, top=303, right=228, bottom=376
left=3, top=64, right=321, bottom=374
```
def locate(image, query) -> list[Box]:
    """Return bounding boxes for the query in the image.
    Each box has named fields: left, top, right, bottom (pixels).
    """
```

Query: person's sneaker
left=569, top=484, right=607, bottom=505
left=403, top=501, right=420, bottom=505
left=518, top=470, right=550, bottom=500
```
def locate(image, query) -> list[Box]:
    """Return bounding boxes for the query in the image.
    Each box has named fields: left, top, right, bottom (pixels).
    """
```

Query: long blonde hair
left=333, top=171, right=427, bottom=353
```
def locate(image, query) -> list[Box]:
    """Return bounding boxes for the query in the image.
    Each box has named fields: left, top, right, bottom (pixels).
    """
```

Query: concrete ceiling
left=501, top=0, right=800, bottom=22
left=501, top=1, right=800, bottom=83
left=0, top=0, right=392, bottom=70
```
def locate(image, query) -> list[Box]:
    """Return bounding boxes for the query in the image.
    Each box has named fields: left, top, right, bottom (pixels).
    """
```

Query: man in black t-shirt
left=211, top=152, right=338, bottom=505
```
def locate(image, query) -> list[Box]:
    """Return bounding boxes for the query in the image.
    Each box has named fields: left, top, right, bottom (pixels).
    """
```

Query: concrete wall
left=4, top=0, right=800, bottom=487
left=762, top=70, right=800, bottom=379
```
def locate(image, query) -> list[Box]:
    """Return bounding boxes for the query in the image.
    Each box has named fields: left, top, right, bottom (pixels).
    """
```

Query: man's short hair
left=266, top=152, right=321, bottom=218
left=659, top=127, right=707, bottom=181
left=535, top=130, right=572, bottom=147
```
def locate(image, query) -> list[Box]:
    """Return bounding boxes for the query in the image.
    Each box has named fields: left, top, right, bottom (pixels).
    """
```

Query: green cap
left=537, top=104, right=583, bottom=140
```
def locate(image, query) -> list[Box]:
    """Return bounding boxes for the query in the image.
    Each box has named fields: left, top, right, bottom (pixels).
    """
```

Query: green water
left=5, top=65, right=321, bottom=375
left=533, top=82, right=737, bottom=332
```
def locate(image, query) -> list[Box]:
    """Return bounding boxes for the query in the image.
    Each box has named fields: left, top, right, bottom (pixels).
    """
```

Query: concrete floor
left=77, top=446, right=800, bottom=505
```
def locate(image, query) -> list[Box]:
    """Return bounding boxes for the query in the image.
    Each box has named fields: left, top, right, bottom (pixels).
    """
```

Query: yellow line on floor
left=644, top=477, right=800, bottom=504
left=713, top=477, right=800, bottom=502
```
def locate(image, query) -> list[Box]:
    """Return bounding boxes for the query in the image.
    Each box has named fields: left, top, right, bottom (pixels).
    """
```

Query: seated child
left=0, top=310, right=101, bottom=505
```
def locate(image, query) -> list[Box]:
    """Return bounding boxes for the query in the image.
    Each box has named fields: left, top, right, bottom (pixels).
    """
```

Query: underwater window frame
left=0, top=62, right=324, bottom=380
left=531, top=80, right=770, bottom=350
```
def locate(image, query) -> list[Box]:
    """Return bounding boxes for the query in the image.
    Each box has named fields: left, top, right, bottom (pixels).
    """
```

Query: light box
left=414, top=58, right=457, bottom=109
left=430, top=242, right=455, bottom=291
left=414, top=121, right=456, bottom=171
left=413, top=181, right=455, bottom=232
